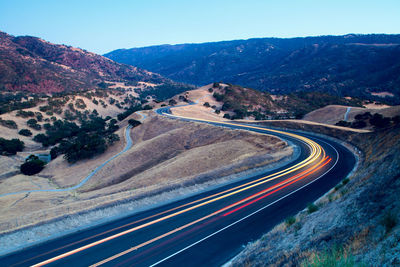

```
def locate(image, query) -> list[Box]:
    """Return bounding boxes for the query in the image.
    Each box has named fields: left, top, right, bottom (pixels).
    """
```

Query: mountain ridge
left=105, top=34, right=400, bottom=104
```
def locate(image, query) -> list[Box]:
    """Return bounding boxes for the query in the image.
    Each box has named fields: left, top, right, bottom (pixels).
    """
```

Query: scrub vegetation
left=229, top=122, right=400, bottom=266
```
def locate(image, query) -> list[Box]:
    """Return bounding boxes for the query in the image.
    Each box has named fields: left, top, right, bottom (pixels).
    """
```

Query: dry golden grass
left=170, top=83, right=234, bottom=121
left=303, top=104, right=400, bottom=127
left=0, top=113, right=292, bottom=234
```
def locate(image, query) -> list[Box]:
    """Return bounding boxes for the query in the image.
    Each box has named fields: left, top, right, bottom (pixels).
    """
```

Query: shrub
left=203, top=102, right=211, bottom=107
left=213, top=92, right=224, bottom=102
left=382, top=211, right=397, bottom=234
left=335, top=183, right=343, bottom=191
left=16, top=110, right=35, bottom=118
left=20, top=155, right=45, bottom=175
left=303, top=245, right=355, bottom=267
left=128, top=119, right=141, bottom=127
left=335, top=120, right=351, bottom=127
left=370, top=113, right=391, bottom=129
left=285, top=216, right=296, bottom=227
left=0, top=138, right=24, bottom=155
left=18, top=129, right=32, bottom=137
left=36, top=112, right=43, bottom=122
left=223, top=113, right=231, bottom=119
left=342, top=178, right=350, bottom=185
left=350, top=120, right=367, bottom=129
left=63, top=133, right=107, bottom=163
left=307, top=203, right=319, bottom=214
left=75, top=99, right=87, bottom=109
left=33, top=134, right=49, bottom=146
left=169, top=99, right=177, bottom=106
left=208, top=88, right=213, bottom=93
left=0, top=118, right=18, bottom=129
left=143, top=105, right=152, bottom=110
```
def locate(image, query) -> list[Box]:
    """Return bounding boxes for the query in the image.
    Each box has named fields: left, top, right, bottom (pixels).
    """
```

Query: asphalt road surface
left=0, top=109, right=356, bottom=267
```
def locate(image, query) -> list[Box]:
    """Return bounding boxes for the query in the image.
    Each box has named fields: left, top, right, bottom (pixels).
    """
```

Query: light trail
left=31, top=113, right=327, bottom=267
left=90, top=156, right=331, bottom=266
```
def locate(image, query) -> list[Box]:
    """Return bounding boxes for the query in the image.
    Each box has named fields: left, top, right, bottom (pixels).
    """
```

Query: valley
left=0, top=28, right=399, bottom=266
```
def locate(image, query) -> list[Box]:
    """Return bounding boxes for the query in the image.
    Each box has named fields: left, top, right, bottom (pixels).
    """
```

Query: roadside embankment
left=228, top=122, right=400, bottom=266
left=0, top=113, right=295, bottom=255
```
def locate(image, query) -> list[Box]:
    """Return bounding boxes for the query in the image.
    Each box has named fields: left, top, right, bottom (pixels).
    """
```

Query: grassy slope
left=229, top=122, right=400, bottom=266
left=0, top=114, right=292, bottom=235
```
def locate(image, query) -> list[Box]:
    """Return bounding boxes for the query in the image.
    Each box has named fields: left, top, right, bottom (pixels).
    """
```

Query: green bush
left=285, top=216, right=296, bottom=227
left=307, top=203, right=319, bottom=214
left=18, top=129, right=33, bottom=136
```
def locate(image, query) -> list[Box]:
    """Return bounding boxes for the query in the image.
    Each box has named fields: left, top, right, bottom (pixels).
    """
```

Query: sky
left=1, top=0, right=399, bottom=54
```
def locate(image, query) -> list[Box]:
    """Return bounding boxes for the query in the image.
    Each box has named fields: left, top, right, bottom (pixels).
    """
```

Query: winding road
left=0, top=111, right=147, bottom=198
left=0, top=108, right=356, bottom=267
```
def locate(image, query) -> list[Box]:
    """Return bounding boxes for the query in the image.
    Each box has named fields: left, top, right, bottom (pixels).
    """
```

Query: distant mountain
left=0, top=31, right=190, bottom=98
left=105, top=34, right=400, bottom=104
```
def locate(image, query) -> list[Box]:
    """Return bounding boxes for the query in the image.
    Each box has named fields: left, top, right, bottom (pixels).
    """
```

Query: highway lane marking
left=147, top=132, right=341, bottom=267
left=19, top=142, right=318, bottom=266
left=149, top=156, right=338, bottom=267
left=92, top=157, right=331, bottom=266
left=32, top=154, right=323, bottom=267
left=30, top=114, right=324, bottom=266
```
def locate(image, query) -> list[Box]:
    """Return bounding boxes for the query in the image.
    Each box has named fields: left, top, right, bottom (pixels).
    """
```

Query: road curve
left=0, top=108, right=356, bottom=267
left=0, top=111, right=147, bottom=198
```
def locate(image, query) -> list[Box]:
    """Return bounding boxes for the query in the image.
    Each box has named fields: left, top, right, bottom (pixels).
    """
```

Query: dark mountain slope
left=105, top=34, right=400, bottom=104
left=0, top=31, right=190, bottom=97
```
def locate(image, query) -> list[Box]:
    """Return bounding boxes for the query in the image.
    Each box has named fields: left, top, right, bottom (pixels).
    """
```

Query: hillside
left=105, top=34, right=400, bottom=104
left=182, top=83, right=363, bottom=120
left=303, top=104, right=400, bottom=127
left=0, top=113, right=293, bottom=253
left=0, top=31, right=191, bottom=98
left=229, top=122, right=400, bottom=266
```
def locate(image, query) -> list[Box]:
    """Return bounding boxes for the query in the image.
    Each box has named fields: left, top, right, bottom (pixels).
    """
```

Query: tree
left=169, top=99, right=177, bottom=106
left=203, top=102, right=211, bottom=107
left=20, top=155, right=45, bottom=175
left=33, top=133, right=49, bottom=146
left=0, top=138, right=24, bottom=155
left=335, top=120, right=351, bottom=127
left=128, top=119, right=141, bottom=127
left=223, top=113, right=231, bottom=119
left=18, top=129, right=33, bottom=136
left=351, top=120, right=367, bottom=129
left=370, top=113, right=391, bottom=129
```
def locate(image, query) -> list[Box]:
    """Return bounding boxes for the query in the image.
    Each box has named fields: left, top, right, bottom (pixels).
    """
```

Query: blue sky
left=1, top=0, right=399, bottom=54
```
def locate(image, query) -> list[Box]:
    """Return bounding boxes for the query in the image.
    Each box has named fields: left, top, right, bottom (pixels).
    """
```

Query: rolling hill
left=0, top=31, right=191, bottom=98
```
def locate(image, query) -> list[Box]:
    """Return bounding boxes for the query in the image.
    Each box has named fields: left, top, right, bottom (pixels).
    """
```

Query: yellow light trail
left=32, top=113, right=326, bottom=267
